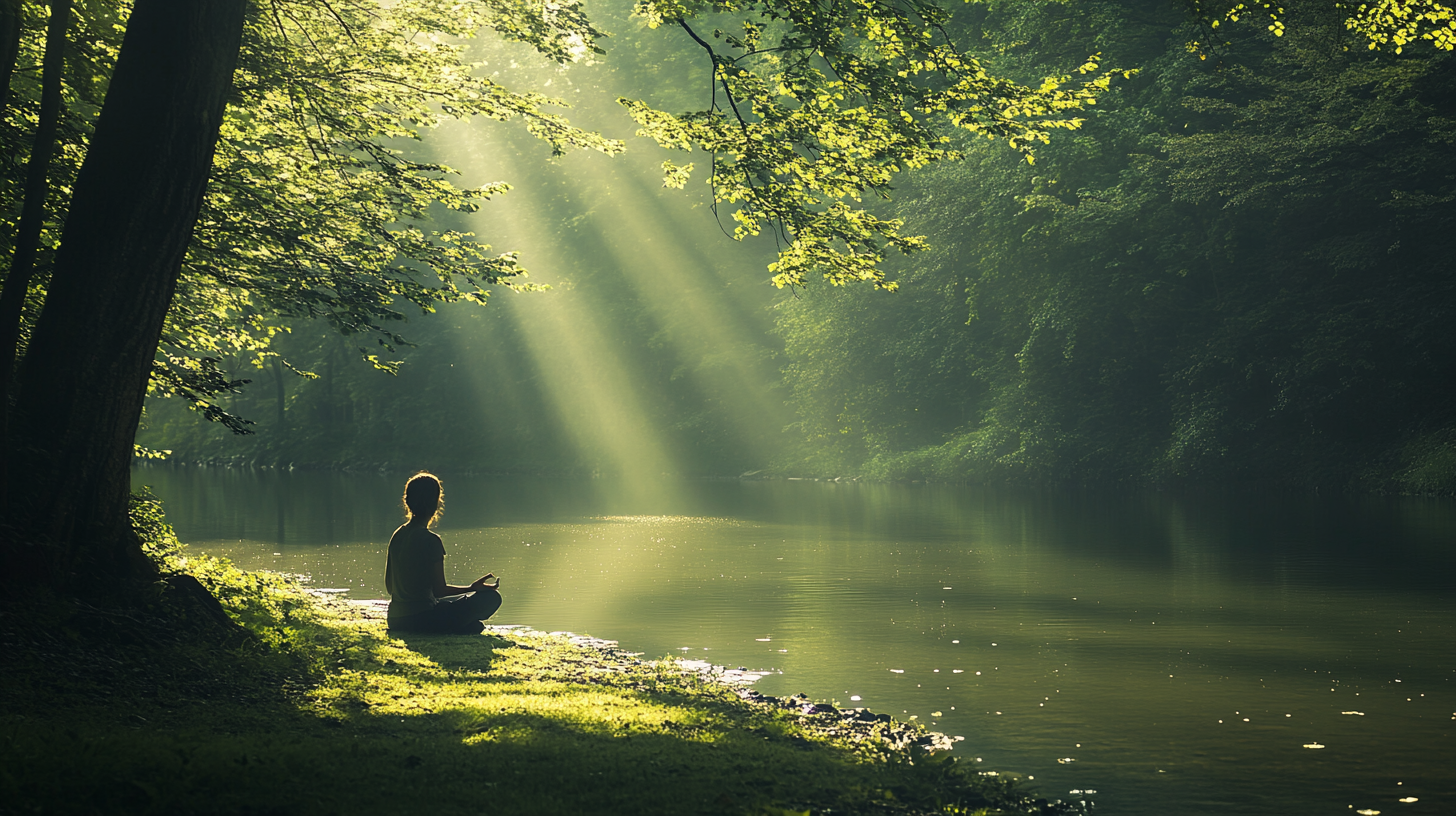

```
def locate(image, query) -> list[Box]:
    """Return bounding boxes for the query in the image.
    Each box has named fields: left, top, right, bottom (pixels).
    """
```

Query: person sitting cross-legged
left=384, top=472, right=501, bottom=634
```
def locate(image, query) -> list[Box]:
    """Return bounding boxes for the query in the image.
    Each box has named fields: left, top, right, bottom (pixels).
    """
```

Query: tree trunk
left=0, top=0, right=71, bottom=509
left=1, top=0, right=245, bottom=586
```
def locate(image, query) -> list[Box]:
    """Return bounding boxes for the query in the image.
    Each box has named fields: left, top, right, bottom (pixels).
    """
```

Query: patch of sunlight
left=434, top=686, right=703, bottom=740
left=308, top=622, right=727, bottom=743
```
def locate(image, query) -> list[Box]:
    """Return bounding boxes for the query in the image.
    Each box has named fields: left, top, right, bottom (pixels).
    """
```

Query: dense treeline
left=71, top=0, right=1456, bottom=495
left=778, top=0, right=1456, bottom=492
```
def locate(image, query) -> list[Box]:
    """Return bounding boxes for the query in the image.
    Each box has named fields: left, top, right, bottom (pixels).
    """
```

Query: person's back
left=385, top=521, right=443, bottom=622
left=383, top=472, right=502, bottom=634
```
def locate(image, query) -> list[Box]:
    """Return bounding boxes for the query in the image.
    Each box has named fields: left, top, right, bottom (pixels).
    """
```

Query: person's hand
left=471, top=573, right=500, bottom=591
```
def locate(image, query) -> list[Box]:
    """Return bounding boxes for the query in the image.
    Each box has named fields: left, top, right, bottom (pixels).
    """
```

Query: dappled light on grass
left=4, top=537, right=1045, bottom=816
left=324, top=632, right=722, bottom=744
left=280, top=596, right=1033, bottom=815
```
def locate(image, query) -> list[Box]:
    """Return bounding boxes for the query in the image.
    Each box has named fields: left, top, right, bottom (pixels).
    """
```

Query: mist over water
left=140, top=465, right=1456, bottom=816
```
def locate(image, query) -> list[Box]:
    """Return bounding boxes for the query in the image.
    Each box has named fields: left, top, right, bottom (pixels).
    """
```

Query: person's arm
left=431, top=559, right=500, bottom=598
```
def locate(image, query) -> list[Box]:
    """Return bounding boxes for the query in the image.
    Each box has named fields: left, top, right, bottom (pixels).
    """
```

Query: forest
left=3, top=1, right=1455, bottom=814
left=94, top=0, right=1455, bottom=496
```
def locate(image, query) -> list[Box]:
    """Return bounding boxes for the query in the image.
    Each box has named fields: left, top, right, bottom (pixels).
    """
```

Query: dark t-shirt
left=384, top=523, right=444, bottom=620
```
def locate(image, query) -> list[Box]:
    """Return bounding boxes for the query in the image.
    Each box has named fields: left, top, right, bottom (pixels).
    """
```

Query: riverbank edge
left=132, top=454, right=1456, bottom=498
left=326, top=592, right=965, bottom=753
left=0, top=514, right=1089, bottom=816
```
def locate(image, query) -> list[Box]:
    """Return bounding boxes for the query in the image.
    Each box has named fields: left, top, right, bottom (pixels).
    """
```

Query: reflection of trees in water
left=140, top=465, right=1456, bottom=600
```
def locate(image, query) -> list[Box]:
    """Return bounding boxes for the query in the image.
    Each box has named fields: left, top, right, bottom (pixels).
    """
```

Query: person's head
left=403, top=472, right=443, bottom=527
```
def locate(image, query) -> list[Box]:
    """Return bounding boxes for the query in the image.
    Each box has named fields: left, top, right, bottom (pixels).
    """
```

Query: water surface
left=139, top=465, right=1456, bottom=815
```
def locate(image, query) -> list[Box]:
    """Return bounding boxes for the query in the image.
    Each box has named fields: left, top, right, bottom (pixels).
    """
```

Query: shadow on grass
left=3, top=666, right=925, bottom=815
left=392, top=631, right=514, bottom=674
left=2, top=599, right=1026, bottom=816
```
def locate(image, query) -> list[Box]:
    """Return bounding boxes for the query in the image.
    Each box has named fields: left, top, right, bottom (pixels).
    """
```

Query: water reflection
left=136, top=465, right=1456, bottom=816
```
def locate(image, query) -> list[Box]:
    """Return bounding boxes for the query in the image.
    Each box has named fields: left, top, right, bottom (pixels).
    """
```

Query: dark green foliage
left=777, top=0, right=1456, bottom=492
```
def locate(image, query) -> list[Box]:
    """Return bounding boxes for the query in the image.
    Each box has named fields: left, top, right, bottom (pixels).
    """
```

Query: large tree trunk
left=0, top=0, right=72, bottom=507
left=1, top=0, right=245, bottom=586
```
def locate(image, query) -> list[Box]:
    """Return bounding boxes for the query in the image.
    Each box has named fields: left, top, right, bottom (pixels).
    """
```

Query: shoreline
left=323, top=592, right=964, bottom=758
left=133, top=458, right=1456, bottom=499
left=3, top=557, right=1089, bottom=815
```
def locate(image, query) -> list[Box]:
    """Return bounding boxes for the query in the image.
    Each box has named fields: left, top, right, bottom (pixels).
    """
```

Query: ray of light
left=407, top=29, right=792, bottom=497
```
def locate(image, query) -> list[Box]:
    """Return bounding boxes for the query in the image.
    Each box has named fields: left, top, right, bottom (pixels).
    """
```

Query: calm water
left=138, top=465, right=1456, bottom=815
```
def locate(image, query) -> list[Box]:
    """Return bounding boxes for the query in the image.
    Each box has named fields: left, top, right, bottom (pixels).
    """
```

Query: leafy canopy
left=7, top=0, right=1111, bottom=432
left=622, top=0, right=1115, bottom=289
left=158, top=0, right=623, bottom=430
left=1185, top=0, right=1456, bottom=57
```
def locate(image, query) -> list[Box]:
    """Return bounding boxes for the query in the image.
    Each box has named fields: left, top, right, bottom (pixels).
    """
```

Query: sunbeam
left=408, top=28, right=789, bottom=491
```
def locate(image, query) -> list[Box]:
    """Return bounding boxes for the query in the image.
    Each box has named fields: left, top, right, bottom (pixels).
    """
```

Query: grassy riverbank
left=0, top=505, right=1069, bottom=816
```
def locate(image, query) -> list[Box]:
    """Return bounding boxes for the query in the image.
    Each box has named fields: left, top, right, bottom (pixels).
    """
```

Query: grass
left=0, top=498, right=1069, bottom=816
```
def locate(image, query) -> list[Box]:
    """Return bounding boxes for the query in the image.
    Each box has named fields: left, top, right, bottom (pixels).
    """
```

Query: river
left=138, top=465, right=1455, bottom=815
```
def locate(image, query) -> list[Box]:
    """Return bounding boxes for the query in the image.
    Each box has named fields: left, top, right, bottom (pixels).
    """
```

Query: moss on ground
left=0, top=502, right=1075, bottom=816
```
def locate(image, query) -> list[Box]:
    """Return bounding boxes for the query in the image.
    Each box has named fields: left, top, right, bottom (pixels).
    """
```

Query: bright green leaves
left=623, top=0, right=1111, bottom=288
left=1344, top=0, right=1456, bottom=52
left=153, top=0, right=625, bottom=428
left=1185, top=0, right=1456, bottom=56
left=660, top=159, right=695, bottom=188
left=634, top=0, right=692, bottom=29
left=476, top=0, right=608, bottom=63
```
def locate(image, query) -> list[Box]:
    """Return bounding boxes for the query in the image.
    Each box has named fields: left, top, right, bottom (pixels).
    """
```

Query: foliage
left=139, top=7, right=796, bottom=478
left=4, top=0, right=1114, bottom=445
left=623, top=0, right=1117, bottom=289
left=1184, top=0, right=1456, bottom=58
left=0, top=0, right=122, bottom=340
left=1, top=0, right=621, bottom=434
left=158, top=0, right=622, bottom=430
left=776, top=0, right=1456, bottom=492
